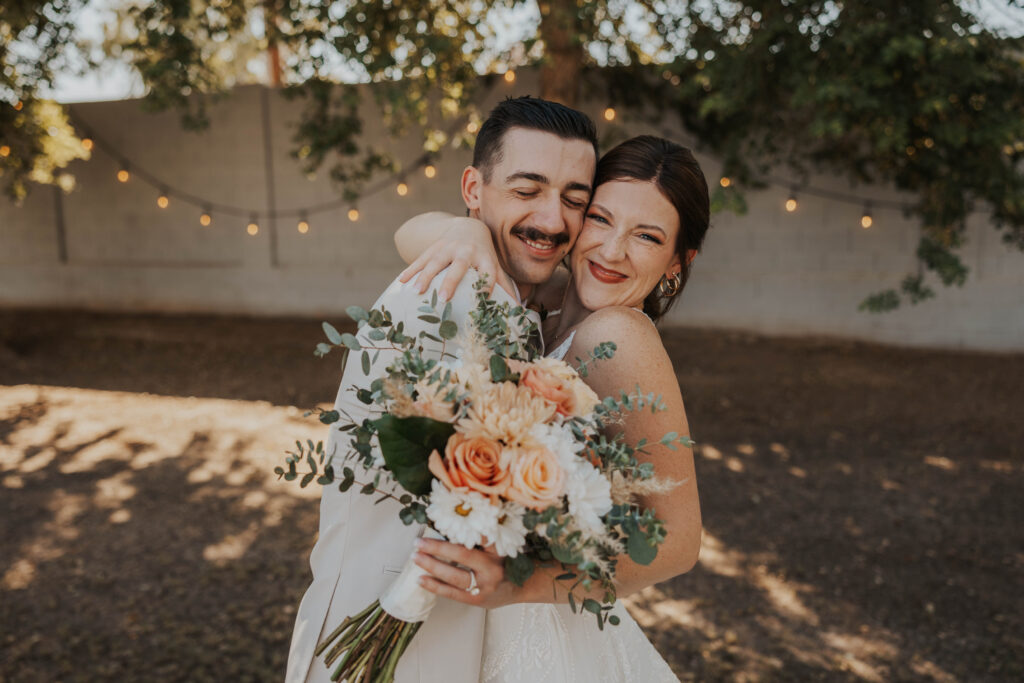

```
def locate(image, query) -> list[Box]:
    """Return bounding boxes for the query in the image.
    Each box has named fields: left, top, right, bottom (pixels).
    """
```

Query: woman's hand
left=397, top=217, right=515, bottom=301
left=412, top=537, right=524, bottom=609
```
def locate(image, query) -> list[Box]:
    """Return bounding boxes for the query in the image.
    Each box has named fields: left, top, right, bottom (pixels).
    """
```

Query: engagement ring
left=466, top=568, right=480, bottom=596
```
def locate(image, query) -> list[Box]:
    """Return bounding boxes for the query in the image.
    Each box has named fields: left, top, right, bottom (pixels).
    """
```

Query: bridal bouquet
left=277, top=280, right=692, bottom=682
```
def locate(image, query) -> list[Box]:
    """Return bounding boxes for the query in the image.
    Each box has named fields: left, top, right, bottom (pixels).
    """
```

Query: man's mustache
left=510, top=226, right=570, bottom=247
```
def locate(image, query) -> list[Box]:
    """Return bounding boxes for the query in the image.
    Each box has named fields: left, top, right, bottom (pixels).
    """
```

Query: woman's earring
left=659, top=273, right=682, bottom=297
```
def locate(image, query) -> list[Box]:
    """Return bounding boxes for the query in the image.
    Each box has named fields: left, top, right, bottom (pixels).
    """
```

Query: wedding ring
left=466, top=568, right=481, bottom=596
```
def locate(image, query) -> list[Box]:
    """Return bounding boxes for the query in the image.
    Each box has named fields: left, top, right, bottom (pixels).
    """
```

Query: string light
left=13, top=101, right=23, bottom=111
left=504, top=70, right=516, bottom=83
left=68, top=105, right=923, bottom=250
left=0, top=145, right=9, bottom=157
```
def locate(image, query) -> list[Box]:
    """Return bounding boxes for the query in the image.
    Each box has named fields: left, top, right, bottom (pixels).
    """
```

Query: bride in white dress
left=396, top=135, right=709, bottom=682
left=395, top=136, right=708, bottom=679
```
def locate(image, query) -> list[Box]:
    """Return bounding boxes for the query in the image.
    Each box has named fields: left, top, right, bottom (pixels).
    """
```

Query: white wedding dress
left=479, top=330, right=680, bottom=683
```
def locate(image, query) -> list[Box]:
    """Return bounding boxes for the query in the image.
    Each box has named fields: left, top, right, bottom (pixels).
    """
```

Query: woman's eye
left=586, top=213, right=609, bottom=225
left=639, top=233, right=663, bottom=244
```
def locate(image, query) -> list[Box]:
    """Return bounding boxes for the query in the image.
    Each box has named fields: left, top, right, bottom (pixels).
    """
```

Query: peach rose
left=510, top=359, right=576, bottom=417
left=505, top=444, right=566, bottom=511
left=428, top=433, right=510, bottom=502
left=510, top=358, right=599, bottom=418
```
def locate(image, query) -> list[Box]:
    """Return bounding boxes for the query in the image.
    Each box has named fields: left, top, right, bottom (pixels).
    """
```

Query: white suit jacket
left=286, top=271, right=525, bottom=683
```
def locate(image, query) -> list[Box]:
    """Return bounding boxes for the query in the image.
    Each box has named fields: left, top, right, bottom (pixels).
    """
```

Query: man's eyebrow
left=504, top=172, right=592, bottom=195
left=505, top=171, right=548, bottom=184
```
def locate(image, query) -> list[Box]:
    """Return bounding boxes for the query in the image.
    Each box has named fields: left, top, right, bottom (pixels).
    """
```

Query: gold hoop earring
left=659, top=273, right=682, bottom=298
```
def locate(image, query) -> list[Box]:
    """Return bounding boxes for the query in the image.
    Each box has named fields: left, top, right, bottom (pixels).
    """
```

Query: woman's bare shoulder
left=575, top=306, right=658, bottom=342
left=571, top=306, right=669, bottom=364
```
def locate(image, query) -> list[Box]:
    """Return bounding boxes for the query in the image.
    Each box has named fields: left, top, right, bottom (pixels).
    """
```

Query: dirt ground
left=1, top=309, right=1021, bottom=682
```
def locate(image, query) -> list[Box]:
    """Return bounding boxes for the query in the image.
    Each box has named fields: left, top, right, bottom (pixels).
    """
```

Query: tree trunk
left=538, top=0, right=583, bottom=106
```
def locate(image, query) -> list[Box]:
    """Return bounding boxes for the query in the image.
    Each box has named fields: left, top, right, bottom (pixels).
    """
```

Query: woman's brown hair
left=592, top=135, right=710, bottom=322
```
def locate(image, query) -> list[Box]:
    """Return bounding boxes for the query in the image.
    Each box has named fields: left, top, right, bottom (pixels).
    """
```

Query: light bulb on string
left=466, top=120, right=479, bottom=134
left=424, top=164, right=437, bottom=179
left=0, top=145, right=9, bottom=157
left=785, top=188, right=798, bottom=213
left=157, top=190, right=169, bottom=209
left=199, top=209, right=212, bottom=227
left=81, top=138, right=94, bottom=152
left=396, top=180, right=409, bottom=196
left=504, top=70, right=516, bottom=83
left=604, top=107, right=616, bottom=121
left=719, top=176, right=731, bottom=188
left=860, top=204, right=873, bottom=229
left=348, top=208, right=360, bottom=222
left=13, top=101, right=23, bottom=111
left=297, top=213, right=310, bottom=234
left=116, top=167, right=130, bottom=183
left=247, top=215, right=259, bottom=235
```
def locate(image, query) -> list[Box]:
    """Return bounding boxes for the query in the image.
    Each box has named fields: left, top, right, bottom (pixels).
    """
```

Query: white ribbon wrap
left=378, top=527, right=446, bottom=623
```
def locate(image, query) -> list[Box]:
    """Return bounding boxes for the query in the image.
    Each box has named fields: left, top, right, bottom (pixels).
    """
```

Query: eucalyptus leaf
left=322, top=322, right=343, bottom=345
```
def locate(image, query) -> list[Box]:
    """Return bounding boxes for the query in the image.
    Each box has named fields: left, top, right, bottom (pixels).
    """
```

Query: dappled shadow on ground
left=625, top=332, right=1024, bottom=682
left=2, top=310, right=1022, bottom=681
left=1, top=387, right=320, bottom=682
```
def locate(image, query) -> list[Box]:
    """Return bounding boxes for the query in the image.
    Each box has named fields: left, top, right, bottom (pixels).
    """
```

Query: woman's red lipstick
left=587, top=260, right=627, bottom=284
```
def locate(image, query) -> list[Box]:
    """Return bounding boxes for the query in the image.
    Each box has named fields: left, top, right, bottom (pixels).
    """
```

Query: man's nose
left=532, top=194, right=565, bottom=235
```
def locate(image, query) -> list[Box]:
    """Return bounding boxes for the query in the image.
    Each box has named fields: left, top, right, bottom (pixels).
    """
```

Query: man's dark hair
left=472, top=96, right=598, bottom=181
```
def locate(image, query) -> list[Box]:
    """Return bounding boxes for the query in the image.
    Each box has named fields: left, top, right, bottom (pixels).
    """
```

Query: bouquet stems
left=314, top=600, right=424, bottom=683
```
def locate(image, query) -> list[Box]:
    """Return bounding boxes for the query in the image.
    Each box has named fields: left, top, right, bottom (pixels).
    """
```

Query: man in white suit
left=286, top=97, right=598, bottom=683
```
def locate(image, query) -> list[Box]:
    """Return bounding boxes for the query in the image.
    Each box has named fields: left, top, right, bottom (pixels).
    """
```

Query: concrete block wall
left=1, top=80, right=1022, bottom=351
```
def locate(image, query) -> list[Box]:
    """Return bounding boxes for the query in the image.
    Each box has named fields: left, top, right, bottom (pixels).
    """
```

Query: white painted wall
left=1, top=81, right=1022, bottom=351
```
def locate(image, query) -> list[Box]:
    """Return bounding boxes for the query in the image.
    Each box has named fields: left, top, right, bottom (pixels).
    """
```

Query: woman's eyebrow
left=637, top=223, right=667, bottom=236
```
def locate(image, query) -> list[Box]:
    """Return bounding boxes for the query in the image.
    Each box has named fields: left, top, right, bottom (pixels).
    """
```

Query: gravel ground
left=1, top=309, right=1021, bottom=682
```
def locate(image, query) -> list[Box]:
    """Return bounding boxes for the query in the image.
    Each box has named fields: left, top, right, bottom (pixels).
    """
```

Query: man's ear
left=461, top=166, right=483, bottom=213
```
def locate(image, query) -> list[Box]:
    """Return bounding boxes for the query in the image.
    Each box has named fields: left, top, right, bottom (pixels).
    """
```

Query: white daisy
left=425, top=479, right=500, bottom=549
left=565, top=460, right=613, bottom=536
left=529, top=421, right=585, bottom=471
left=485, top=500, right=529, bottom=557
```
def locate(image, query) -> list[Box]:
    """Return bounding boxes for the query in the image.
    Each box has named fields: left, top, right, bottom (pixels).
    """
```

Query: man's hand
left=413, top=537, right=524, bottom=608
